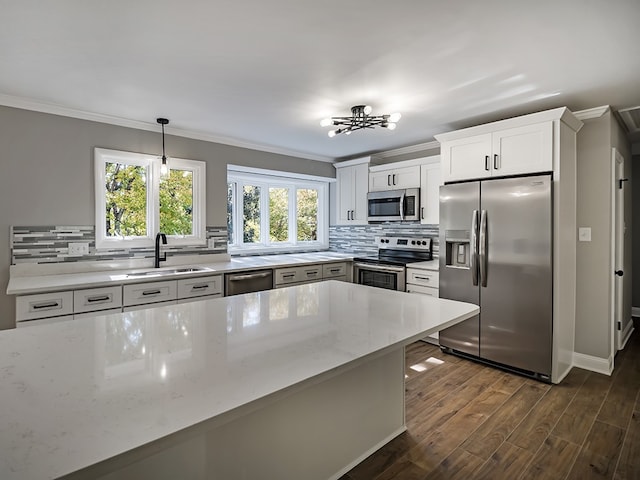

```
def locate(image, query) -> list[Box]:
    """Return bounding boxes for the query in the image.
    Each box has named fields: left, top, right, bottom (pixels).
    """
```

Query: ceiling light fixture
left=157, top=117, right=169, bottom=175
left=320, top=105, right=401, bottom=137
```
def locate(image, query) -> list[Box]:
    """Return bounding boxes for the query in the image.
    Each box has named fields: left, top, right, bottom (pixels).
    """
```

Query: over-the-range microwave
left=367, top=188, right=420, bottom=222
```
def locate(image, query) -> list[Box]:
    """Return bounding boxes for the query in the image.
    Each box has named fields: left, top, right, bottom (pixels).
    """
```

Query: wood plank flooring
left=342, top=320, right=640, bottom=480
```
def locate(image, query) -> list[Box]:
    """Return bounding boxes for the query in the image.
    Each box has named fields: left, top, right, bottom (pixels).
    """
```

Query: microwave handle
left=399, top=192, right=405, bottom=221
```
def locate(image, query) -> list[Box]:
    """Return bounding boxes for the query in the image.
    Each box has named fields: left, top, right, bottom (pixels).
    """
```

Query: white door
left=440, top=133, right=492, bottom=182
left=335, top=166, right=354, bottom=224
left=351, top=163, right=370, bottom=224
left=491, top=122, right=553, bottom=177
left=613, top=148, right=625, bottom=351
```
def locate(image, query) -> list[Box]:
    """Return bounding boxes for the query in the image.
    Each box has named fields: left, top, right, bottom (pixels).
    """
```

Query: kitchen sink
left=126, top=267, right=208, bottom=278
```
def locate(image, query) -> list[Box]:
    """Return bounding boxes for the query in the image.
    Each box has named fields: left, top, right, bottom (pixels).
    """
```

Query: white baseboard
left=620, top=322, right=635, bottom=350
left=632, top=306, right=640, bottom=317
left=573, top=352, right=613, bottom=376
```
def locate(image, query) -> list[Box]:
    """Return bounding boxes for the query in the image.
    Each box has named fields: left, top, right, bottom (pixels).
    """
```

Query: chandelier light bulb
left=345, top=130, right=352, bottom=135
left=363, top=105, right=373, bottom=115
left=386, top=123, right=397, bottom=130
left=320, top=118, right=332, bottom=127
left=328, top=130, right=337, bottom=138
left=389, top=112, right=402, bottom=123
left=321, top=105, right=401, bottom=137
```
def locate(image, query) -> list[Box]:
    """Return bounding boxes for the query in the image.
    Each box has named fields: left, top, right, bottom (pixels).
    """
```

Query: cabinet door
left=492, top=122, right=553, bottom=176
left=16, top=291, right=74, bottom=321
left=390, top=165, right=420, bottom=189
left=420, top=163, right=441, bottom=224
left=351, top=163, right=369, bottom=224
left=123, top=280, right=177, bottom=307
left=369, top=166, right=420, bottom=191
left=177, top=275, right=223, bottom=299
left=441, top=133, right=492, bottom=182
left=335, top=166, right=354, bottom=225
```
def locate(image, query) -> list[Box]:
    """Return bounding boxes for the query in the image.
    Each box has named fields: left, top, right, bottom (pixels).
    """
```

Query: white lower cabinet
left=74, top=286, right=122, bottom=313
left=16, top=291, right=74, bottom=323
left=123, top=301, right=178, bottom=312
left=275, top=262, right=350, bottom=288
left=177, top=275, right=223, bottom=300
left=406, top=267, right=439, bottom=343
left=74, top=308, right=123, bottom=320
left=123, top=280, right=178, bottom=307
left=17, top=314, right=75, bottom=328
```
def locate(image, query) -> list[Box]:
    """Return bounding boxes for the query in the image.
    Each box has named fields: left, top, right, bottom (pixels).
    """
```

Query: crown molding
left=0, top=93, right=335, bottom=163
left=373, top=140, right=440, bottom=159
left=573, top=105, right=610, bottom=120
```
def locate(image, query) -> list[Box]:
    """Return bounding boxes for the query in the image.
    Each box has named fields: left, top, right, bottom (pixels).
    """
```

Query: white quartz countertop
left=7, top=251, right=354, bottom=295
left=406, top=259, right=440, bottom=271
left=0, top=281, right=478, bottom=479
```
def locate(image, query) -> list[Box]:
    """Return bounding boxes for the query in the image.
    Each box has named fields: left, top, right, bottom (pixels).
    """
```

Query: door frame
left=611, top=147, right=625, bottom=354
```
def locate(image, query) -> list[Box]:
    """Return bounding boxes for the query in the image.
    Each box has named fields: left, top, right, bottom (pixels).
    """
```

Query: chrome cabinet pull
left=33, top=301, right=60, bottom=309
left=494, top=154, right=499, bottom=170
left=387, top=174, right=391, bottom=186
left=392, top=174, right=397, bottom=185
left=87, top=295, right=110, bottom=303
left=142, top=290, right=162, bottom=296
left=485, top=156, right=490, bottom=171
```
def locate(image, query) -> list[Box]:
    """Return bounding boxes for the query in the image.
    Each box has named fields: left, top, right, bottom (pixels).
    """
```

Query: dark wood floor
left=342, top=322, right=640, bottom=480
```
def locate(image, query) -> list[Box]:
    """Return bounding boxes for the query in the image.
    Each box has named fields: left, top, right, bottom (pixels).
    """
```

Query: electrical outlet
left=207, top=238, right=216, bottom=249
left=68, top=242, right=89, bottom=255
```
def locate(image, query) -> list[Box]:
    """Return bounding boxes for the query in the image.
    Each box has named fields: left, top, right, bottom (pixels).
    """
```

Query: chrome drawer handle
left=32, top=301, right=60, bottom=309
left=191, top=284, right=209, bottom=290
left=415, top=276, right=431, bottom=281
left=87, top=295, right=111, bottom=303
left=142, top=290, right=162, bottom=296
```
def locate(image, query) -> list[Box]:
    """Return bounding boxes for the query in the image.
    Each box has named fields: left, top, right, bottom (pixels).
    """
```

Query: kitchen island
left=0, top=281, right=477, bottom=480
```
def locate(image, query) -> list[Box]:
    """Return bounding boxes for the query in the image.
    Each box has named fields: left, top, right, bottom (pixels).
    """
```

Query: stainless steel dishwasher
left=224, top=269, right=274, bottom=296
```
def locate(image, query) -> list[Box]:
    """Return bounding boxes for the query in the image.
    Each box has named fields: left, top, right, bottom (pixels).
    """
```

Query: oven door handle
left=354, top=262, right=406, bottom=274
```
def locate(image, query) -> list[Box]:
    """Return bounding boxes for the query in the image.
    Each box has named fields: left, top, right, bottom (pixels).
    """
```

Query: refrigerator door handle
left=479, top=209, right=488, bottom=287
left=471, top=210, right=479, bottom=286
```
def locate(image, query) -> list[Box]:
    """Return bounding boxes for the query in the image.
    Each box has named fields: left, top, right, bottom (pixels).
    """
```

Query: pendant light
left=157, top=117, right=169, bottom=175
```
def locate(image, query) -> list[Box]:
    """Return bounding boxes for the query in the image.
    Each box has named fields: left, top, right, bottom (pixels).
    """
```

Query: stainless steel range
left=353, top=236, right=433, bottom=291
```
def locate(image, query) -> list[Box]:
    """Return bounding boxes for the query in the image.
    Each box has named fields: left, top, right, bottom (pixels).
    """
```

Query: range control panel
left=375, top=236, right=433, bottom=251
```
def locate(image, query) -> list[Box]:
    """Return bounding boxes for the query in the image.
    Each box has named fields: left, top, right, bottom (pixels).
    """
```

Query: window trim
left=95, top=148, right=206, bottom=249
left=227, top=170, right=328, bottom=254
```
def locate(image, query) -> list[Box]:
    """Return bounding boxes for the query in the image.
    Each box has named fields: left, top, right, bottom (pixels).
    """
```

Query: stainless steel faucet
left=155, top=232, right=167, bottom=268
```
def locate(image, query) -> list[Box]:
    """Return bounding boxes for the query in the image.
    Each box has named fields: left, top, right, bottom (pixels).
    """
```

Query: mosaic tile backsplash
left=10, top=226, right=228, bottom=265
left=329, top=223, right=439, bottom=257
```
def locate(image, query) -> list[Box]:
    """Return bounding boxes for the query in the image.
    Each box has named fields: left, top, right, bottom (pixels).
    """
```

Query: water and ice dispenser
left=444, top=230, right=471, bottom=268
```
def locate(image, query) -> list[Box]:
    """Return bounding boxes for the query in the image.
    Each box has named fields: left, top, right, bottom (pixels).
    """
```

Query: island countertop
left=0, top=281, right=478, bottom=479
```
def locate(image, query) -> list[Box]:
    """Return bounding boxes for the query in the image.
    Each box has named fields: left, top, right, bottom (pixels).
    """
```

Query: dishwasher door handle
left=228, top=272, right=272, bottom=281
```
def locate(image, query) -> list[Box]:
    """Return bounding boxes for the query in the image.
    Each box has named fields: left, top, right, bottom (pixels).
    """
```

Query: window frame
left=227, top=169, right=328, bottom=254
left=95, top=148, right=206, bottom=249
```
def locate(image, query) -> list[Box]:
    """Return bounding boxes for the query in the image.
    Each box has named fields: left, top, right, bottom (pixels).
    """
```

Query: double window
left=95, top=148, right=206, bottom=249
left=227, top=167, right=328, bottom=253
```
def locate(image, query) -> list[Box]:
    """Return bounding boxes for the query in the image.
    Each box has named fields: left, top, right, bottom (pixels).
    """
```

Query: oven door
left=354, top=262, right=406, bottom=291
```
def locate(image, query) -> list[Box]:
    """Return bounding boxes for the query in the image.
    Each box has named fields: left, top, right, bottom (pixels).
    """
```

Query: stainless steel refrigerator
left=439, top=174, right=553, bottom=380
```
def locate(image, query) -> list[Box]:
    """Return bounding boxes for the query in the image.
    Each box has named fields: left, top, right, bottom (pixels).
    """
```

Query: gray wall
left=0, top=106, right=335, bottom=330
left=574, top=111, right=632, bottom=361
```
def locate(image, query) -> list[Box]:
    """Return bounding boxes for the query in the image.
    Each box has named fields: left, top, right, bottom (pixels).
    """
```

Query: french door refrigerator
left=439, top=174, right=553, bottom=380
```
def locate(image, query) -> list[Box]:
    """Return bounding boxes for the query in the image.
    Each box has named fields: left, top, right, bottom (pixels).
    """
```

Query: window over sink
left=227, top=166, right=329, bottom=254
left=94, top=148, right=206, bottom=249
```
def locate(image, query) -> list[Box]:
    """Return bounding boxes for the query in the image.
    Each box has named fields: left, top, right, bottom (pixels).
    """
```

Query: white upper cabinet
left=335, top=158, right=370, bottom=225
left=435, top=108, right=581, bottom=183
left=369, top=165, right=420, bottom=192
left=420, top=162, right=441, bottom=225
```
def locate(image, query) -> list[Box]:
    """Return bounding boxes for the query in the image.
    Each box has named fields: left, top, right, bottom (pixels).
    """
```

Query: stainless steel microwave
left=367, top=188, right=420, bottom=222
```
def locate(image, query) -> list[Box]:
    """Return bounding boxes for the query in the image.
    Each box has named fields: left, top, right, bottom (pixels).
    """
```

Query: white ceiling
left=1, top=0, right=639, bottom=161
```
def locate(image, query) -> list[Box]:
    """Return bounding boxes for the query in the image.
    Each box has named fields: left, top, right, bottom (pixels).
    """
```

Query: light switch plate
left=578, top=227, right=592, bottom=242
left=68, top=242, right=89, bottom=255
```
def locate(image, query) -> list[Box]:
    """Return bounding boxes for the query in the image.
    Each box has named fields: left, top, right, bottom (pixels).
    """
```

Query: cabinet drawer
left=122, top=300, right=177, bottom=312
left=17, top=314, right=75, bottom=327
left=275, top=267, right=301, bottom=286
left=298, top=265, right=322, bottom=282
left=407, top=269, right=439, bottom=288
left=177, top=293, right=222, bottom=304
left=16, top=291, right=74, bottom=321
left=323, top=262, right=348, bottom=278
left=406, top=284, right=439, bottom=297
left=177, top=275, right=223, bottom=299
left=123, top=280, right=177, bottom=307
left=74, top=286, right=122, bottom=313
left=74, top=308, right=123, bottom=320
